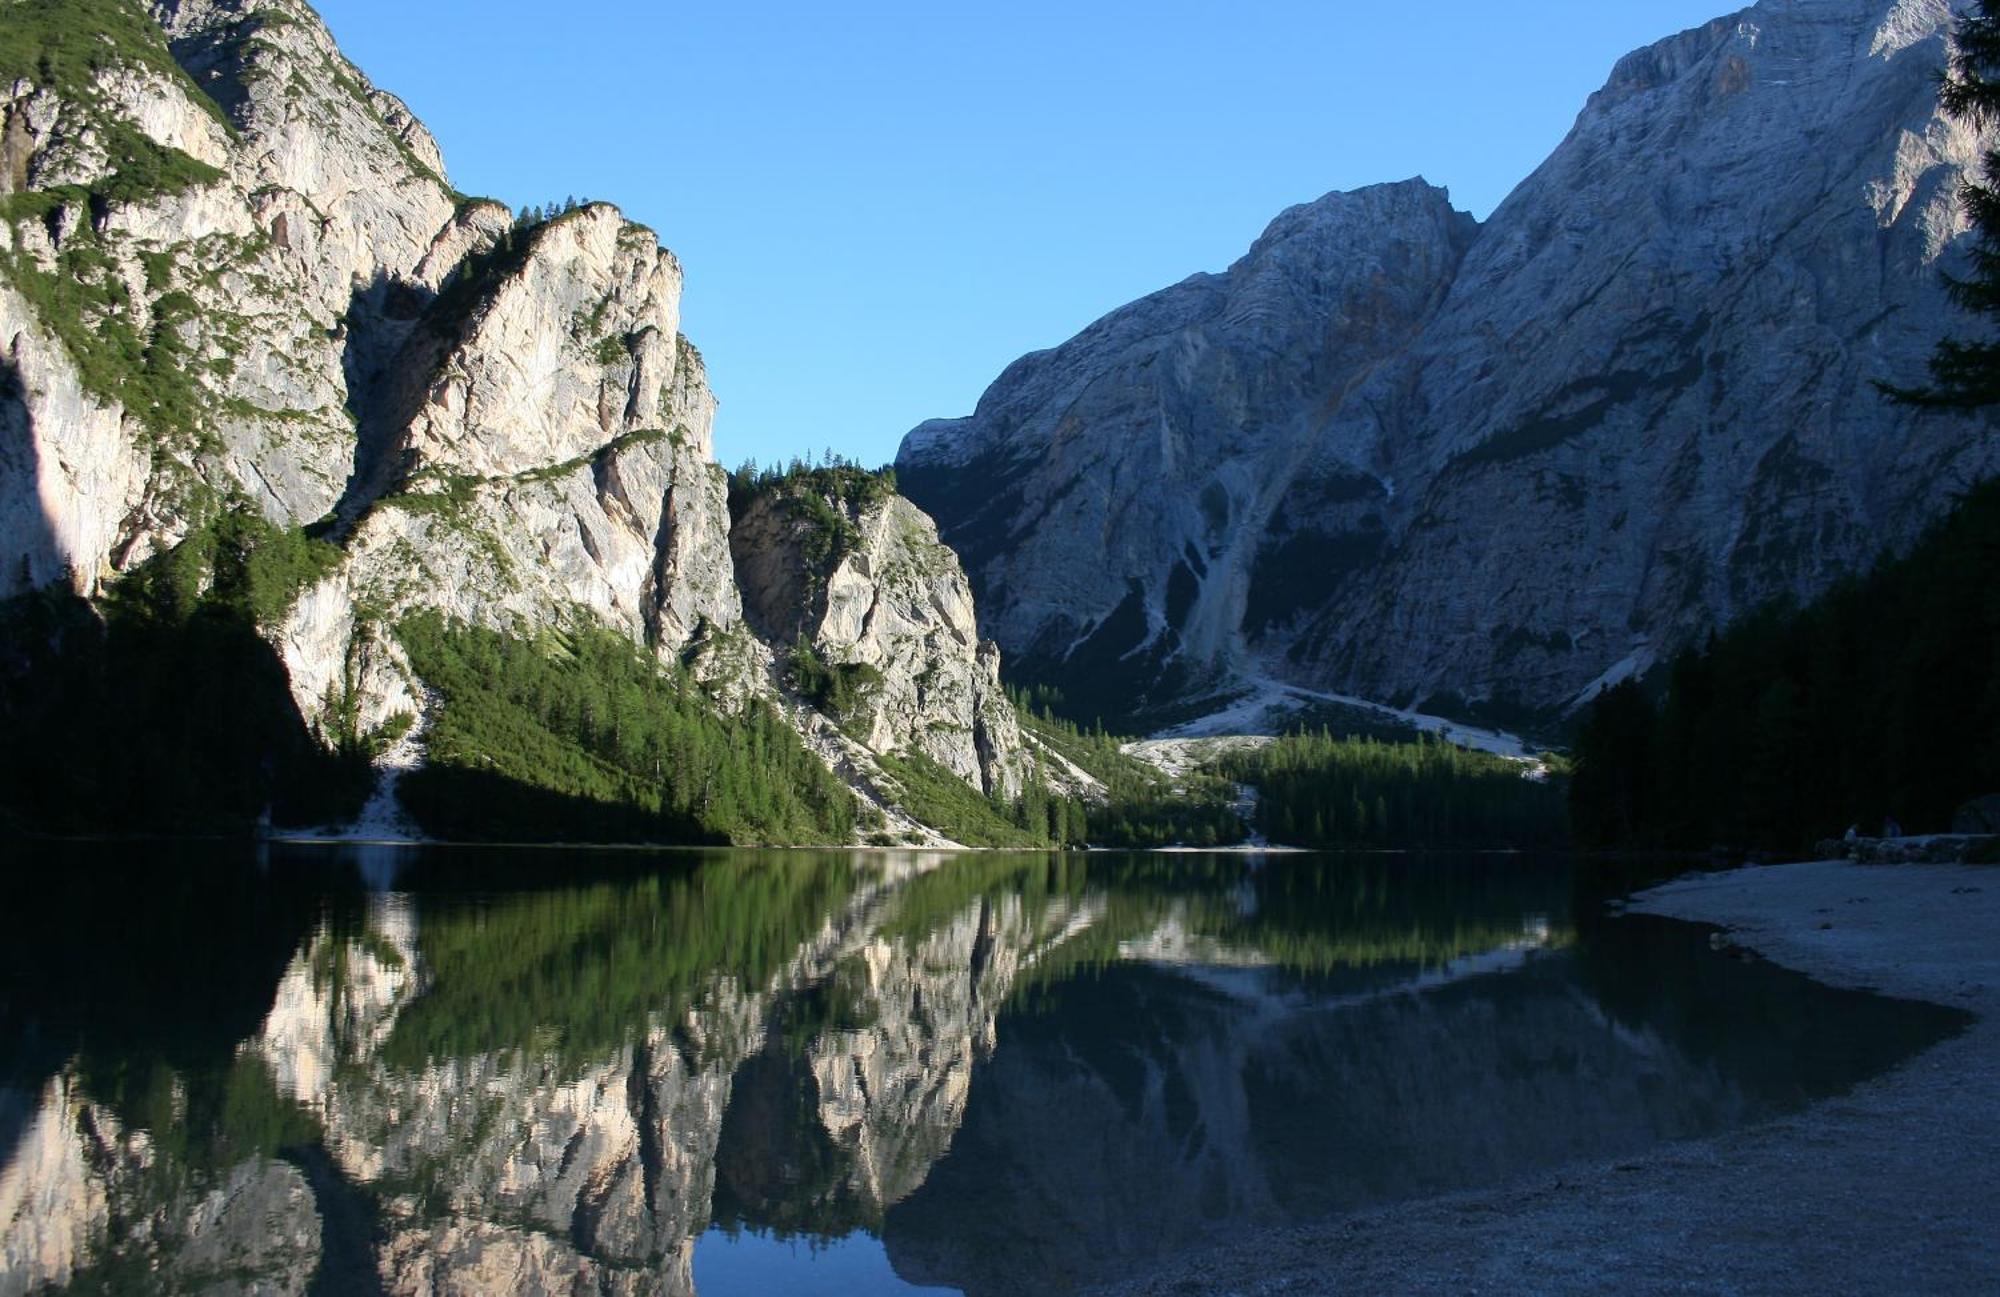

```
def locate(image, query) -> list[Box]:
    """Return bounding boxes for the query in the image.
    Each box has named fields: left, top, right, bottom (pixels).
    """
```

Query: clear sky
left=313, top=0, right=1735, bottom=469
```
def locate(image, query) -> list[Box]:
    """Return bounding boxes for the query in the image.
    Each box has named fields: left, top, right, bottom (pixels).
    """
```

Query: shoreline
left=21, top=831, right=1512, bottom=857
left=1092, top=860, right=2000, bottom=1295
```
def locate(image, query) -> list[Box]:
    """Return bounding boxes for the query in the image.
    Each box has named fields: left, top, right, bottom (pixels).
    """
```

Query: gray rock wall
left=733, top=488, right=1029, bottom=798
left=899, top=0, right=2000, bottom=724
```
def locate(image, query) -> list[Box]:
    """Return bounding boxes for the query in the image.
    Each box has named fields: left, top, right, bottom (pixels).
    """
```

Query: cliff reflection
left=0, top=847, right=1961, bottom=1296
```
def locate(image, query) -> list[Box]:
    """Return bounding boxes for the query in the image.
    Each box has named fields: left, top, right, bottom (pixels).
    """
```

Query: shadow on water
left=0, top=845, right=1969, bottom=1296
left=0, top=843, right=373, bottom=1128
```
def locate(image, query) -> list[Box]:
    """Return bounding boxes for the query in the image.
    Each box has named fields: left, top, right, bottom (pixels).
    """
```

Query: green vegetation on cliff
left=0, top=0, right=232, bottom=130
left=0, top=2, right=239, bottom=460
left=0, top=225, right=224, bottom=455
left=787, top=634, right=882, bottom=720
left=124, top=508, right=345, bottom=629
left=872, top=748, right=1086, bottom=849
left=727, top=456, right=898, bottom=575
left=1571, top=479, right=2000, bottom=851
left=395, top=614, right=858, bottom=845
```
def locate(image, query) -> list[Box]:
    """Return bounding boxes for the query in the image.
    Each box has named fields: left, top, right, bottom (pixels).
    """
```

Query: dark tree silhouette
left=1884, top=0, right=2000, bottom=407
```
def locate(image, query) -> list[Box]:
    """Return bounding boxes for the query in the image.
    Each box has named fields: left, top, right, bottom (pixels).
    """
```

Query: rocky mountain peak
left=899, top=0, right=2000, bottom=730
left=1240, top=176, right=1475, bottom=269
left=898, top=175, right=1480, bottom=719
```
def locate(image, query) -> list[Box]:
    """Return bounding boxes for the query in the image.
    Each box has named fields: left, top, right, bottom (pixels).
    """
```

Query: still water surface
left=0, top=844, right=1963, bottom=1295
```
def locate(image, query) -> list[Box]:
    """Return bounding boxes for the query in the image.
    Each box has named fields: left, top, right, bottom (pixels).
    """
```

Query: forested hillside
left=393, top=616, right=858, bottom=845
left=1011, top=695, right=1243, bottom=848
left=1570, top=479, right=2000, bottom=852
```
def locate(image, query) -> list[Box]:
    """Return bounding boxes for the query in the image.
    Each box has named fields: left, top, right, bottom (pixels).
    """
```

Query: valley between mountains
left=0, top=0, right=1994, bottom=849
left=5, top=2, right=2000, bottom=1295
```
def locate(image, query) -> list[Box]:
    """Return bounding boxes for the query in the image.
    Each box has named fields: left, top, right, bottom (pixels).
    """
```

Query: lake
left=0, top=844, right=1964, bottom=1295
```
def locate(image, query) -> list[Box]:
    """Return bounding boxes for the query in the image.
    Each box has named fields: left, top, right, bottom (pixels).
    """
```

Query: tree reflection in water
left=0, top=845, right=1964, bottom=1296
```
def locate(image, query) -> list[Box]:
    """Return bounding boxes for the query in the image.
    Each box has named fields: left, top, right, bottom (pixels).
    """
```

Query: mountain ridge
left=898, top=0, right=2000, bottom=731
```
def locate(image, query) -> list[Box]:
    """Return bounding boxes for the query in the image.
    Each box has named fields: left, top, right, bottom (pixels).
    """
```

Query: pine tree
left=1884, top=0, right=2000, bottom=406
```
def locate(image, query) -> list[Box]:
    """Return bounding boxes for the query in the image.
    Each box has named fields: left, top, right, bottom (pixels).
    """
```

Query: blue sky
left=314, top=0, right=1734, bottom=468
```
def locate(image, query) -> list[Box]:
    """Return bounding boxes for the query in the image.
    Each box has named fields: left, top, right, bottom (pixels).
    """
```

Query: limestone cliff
left=0, top=0, right=1028, bottom=837
left=732, top=476, right=1028, bottom=799
left=898, top=0, right=2000, bottom=726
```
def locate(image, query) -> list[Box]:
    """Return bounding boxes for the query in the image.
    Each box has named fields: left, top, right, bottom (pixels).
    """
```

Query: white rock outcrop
left=0, top=0, right=1029, bottom=827
left=733, top=487, right=1030, bottom=798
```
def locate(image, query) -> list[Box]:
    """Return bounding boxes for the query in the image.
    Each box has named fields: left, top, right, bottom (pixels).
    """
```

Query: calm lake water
left=0, top=844, right=1964, bottom=1295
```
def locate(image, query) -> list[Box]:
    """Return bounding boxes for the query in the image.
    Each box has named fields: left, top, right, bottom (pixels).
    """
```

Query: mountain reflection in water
left=0, top=845, right=1964, bottom=1296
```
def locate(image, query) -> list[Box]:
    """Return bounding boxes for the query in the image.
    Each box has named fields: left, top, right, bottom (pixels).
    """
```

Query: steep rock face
left=899, top=0, right=2000, bottom=723
left=899, top=179, right=1476, bottom=717
left=1313, top=0, right=1999, bottom=716
left=0, top=0, right=467, bottom=588
left=0, top=0, right=1028, bottom=823
left=383, top=204, right=691, bottom=482
left=0, top=0, right=462, bottom=587
left=280, top=204, right=743, bottom=737
left=0, top=283, right=146, bottom=595
left=732, top=486, right=1029, bottom=798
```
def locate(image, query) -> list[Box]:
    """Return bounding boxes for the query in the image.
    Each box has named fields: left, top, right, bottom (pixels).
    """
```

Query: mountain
left=897, top=0, right=2000, bottom=731
left=0, top=0, right=1031, bottom=840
